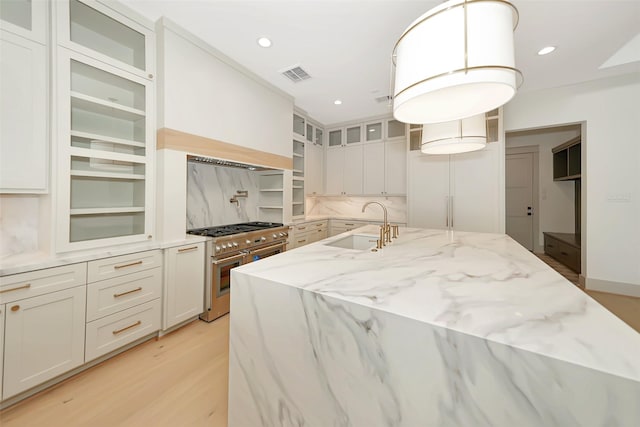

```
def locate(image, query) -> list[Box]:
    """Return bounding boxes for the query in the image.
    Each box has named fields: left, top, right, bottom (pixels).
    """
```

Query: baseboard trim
left=585, top=277, right=640, bottom=298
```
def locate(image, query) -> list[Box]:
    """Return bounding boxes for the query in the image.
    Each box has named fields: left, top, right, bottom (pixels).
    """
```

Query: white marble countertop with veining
left=289, top=215, right=407, bottom=225
left=0, top=234, right=209, bottom=277
left=235, top=225, right=640, bottom=382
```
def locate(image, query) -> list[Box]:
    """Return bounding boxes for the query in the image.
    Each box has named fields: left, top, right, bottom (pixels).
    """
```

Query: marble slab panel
left=0, top=195, right=40, bottom=258
left=306, top=195, right=407, bottom=223
left=187, top=162, right=260, bottom=228
left=229, top=273, right=640, bottom=426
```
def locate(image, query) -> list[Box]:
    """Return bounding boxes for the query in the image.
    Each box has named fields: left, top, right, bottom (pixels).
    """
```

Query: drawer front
left=87, top=250, right=162, bottom=283
left=308, top=228, right=328, bottom=243
left=330, top=219, right=366, bottom=229
left=294, top=220, right=327, bottom=234
left=545, top=237, right=580, bottom=273
left=293, top=236, right=310, bottom=248
left=0, top=263, right=87, bottom=304
left=86, top=267, right=162, bottom=322
left=85, top=299, right=161, bottom=362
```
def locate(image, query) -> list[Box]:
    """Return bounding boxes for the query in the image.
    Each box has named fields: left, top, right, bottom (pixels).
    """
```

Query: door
left=248, top=242, right=286, bottom=262
left=0, top=304, right=4, bottom=400
left=408, top=151, right=449, bottom=228
left=506, top=152, right=534, bottom=250
left=363, top=142, right=385, bottom=195
left=451, top=143, right=502, bottom=233
left=164, top=243, right=205, bottom=329
left=205, top=252, right=246, bottom=321
left=3, top=286, right=86, bottom=399
left=385, top=140, right=407, bottom=195
left=325, top=148, right=344, bottom=195
left=343, top=145, right=363, bottom=195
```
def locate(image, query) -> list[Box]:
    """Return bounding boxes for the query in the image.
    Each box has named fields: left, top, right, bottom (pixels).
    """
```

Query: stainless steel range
left=188, top=222, right=289, bottom=322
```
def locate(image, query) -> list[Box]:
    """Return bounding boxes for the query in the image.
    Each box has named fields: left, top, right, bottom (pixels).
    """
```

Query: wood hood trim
left=157, top=128, right=293, bottom=170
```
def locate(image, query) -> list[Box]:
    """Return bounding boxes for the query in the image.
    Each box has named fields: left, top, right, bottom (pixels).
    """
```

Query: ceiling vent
left=281, top=65, right=311, bottom=83
left=375, top=95, right=393, bottom=103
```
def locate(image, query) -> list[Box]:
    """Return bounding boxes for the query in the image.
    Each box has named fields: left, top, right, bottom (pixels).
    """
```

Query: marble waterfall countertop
left=229, top=226, right=640, bottom=426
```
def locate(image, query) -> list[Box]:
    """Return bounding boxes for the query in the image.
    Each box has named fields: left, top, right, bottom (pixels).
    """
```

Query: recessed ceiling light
left=537, top=46, right=556, bottom=55
left=257, top=37, right=272, bottom=48
left=334, top=100, right=342, bottom=105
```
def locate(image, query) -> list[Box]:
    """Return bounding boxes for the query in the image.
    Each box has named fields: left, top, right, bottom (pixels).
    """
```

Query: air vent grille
left=281, top=65, right=311, bottom=83
left=375, top=95, right=393, bottom=103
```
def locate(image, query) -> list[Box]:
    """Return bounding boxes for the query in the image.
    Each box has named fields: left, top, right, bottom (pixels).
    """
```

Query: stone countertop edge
left=0, top=234, right=209, bottom=277
left=234, top=225, right=640, bottom=383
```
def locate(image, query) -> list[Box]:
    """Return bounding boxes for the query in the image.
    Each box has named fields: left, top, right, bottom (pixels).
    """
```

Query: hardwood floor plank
left=0, top=316, right=230, bottom=427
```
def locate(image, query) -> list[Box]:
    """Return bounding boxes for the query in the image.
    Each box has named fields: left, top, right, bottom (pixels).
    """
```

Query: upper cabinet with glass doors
left=55, top=0, right=156, bottom=251
left=56, top=0, right=155, bottom=80
left=0, top=0, right=48, bottom=43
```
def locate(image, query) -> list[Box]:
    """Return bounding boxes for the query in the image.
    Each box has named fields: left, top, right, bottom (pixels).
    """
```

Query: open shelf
left=71, top=92, right=145, bottom=120
left=258, top=206, right=283, bottom=209
left=293, top=153, right=303, bottom=158
left=70, top=130, right=145, bottom=149
left=70, top=211, right=145, bottom=243
left=259, top=188, right=283, bottom=192
left=70, top=170, right=145, bottom=180
left=70, top=206, right=145, bottom=215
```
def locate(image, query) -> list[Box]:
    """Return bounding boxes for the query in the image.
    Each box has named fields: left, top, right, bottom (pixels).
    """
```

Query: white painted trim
left=586, top=277, right=640, bottom=298
left=157, top=17, right=293, bottom=103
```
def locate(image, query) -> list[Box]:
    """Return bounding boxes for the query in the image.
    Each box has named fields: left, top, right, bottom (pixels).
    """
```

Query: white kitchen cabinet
left=55, top=46, right=156, bottom=251
left=305, top=138, right=324, bottom=195
left=408, top=142, right=502, bottom=233
left=362, top=140, right=406, bottom=196
left=163, top=243, right=205, bottom=330
left=292, top=139, right=305, bottom=218
left=0, top=29, right=48, bottom=193
left=290, top=220, right=328, bottom=248
left=386, top=119, right=407, bottom=141
left=0, top=303, right=4, bottom=400
left=3, top=286, right=86, bottom=399
left=0, top=0, right=48, bottom=43
left=325, top=145, right=363, bottom=195
left=56, top=0, right=155, bottom=81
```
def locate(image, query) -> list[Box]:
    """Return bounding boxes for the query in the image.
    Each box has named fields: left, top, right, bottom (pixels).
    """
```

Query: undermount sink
left=325, top=234, right=378, bottom=250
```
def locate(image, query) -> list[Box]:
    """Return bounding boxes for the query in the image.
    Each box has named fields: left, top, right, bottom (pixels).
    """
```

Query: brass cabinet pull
left=344, top=223, right=354, bottom=226
left=0, top=283, right=31, bottom=294
left=113, top=287, right=143, bottom=298
left=298, top=226, right=306, bottom=230
left=112, top=320, right=142, bottom=335
left=114, top=260, right=143, bottom=270
left=178, top=246, right=198, bottom=253
left=297, top=239, right=306, bottom=243
left=11, top=305, right=20, bottom=312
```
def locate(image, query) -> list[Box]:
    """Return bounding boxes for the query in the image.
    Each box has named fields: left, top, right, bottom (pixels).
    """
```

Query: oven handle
left=211, top=252, right=247, bottom=265
left=251, top=242, right=287, bottom=254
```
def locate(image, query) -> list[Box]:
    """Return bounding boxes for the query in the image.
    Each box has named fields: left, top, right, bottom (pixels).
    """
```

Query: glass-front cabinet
left=55, top=1, right=155, bottom=251
left=292, top=139, right=305, bottom=218
left=0, top=0, right=48, bottom=43
left=56, top=0, right=155, bottom=80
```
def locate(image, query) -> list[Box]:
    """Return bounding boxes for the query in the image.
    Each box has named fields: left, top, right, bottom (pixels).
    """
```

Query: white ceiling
left=121, top=0, right=640, bottom=126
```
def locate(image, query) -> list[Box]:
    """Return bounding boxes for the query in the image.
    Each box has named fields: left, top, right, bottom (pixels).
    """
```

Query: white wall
left=505, top=73, right=640, bottom=294
left=506, top=128, right=581, bottom=249
left=157, top=19, right=293, bottom=158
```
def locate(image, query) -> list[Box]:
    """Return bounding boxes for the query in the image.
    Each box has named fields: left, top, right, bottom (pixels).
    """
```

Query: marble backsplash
left=0, top=195, right=41, bottom=258
left=306, top=195, right=407, bottom=223
left=186, top=162, right=260, bottom=228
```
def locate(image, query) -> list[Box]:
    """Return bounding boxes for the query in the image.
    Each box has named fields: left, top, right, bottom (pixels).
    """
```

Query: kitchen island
left=228, top=226, right=640, bottom=426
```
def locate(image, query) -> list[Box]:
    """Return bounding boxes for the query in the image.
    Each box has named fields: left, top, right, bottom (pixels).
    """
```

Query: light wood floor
left=1, top=290, right=637, bottom=427
left=0, top=316, right=229, bottom=427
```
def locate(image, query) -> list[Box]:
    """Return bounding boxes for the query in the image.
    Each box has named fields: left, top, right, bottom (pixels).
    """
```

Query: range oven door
left=202, top=251, right=246, bottom=322
left=247, top=242, right=286, bottom=263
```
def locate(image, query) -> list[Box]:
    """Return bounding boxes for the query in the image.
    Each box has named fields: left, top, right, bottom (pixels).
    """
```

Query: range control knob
left=232, top=242, right=238, bottom=247
left=215, top=246, right=221, bottom=252
left=261, top=236, right=266, bottom=241
left=221, top=243, right=227, bottom=249
left=283, top=232, right=288, bottom=237
left=273, top=234, right=277, bottom=238
left=245, top=239, right=251, bottom=245
left=278, top=232, right=284, bottom=237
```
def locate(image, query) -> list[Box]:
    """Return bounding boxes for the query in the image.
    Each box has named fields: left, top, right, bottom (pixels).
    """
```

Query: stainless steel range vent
left=281, top=65, right=311, bottom=83
left=187, top=155, right=270, bottom=171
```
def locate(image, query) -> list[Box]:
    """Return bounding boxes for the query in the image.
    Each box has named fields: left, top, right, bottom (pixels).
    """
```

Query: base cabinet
left=163, top=243, right=205, bottom=330
left=3, top=286, right=86, bottom=399
left=0, top=305, right=4, bottom=400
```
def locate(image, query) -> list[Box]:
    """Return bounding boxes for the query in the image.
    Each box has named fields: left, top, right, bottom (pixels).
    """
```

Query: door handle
left=527, top=206, right=532, bottom=216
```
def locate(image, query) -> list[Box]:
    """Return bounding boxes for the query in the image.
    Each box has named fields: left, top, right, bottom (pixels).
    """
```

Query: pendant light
left=392, top=0, right=521, bottom=124
left=421, top=114, right=486, bottom=155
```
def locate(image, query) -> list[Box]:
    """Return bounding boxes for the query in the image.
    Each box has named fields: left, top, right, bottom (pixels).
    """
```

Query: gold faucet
left=362, top=201, right=391, bottom=245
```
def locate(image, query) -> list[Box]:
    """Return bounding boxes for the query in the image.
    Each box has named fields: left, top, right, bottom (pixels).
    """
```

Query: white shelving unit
left=292, top=139, right=305, bottom=218
left=54, top=1, right=155, bottom=251
left=258, top=171, right=284, bottom=223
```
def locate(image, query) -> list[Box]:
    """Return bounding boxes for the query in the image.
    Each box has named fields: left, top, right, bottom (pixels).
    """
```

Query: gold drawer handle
left=344, top=223, right=354, bottom=226
left=114, top=260, right=143, bottom=270
left=297, top=239, right=306, bottom=243
left=112, top=320, right=142, bottom=335
left=0, top=283, right=31, bottom=294
left=114, top=287, right=143, bottom=298
left=298, top=227, right=306, bottom=230
left=178, top=246, right=198, bottom=253
left=11, top=305, right=20, bottom=312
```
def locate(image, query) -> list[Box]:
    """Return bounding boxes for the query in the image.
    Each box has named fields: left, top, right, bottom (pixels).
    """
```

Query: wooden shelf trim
left=157, top=128, right=293, bottom=170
